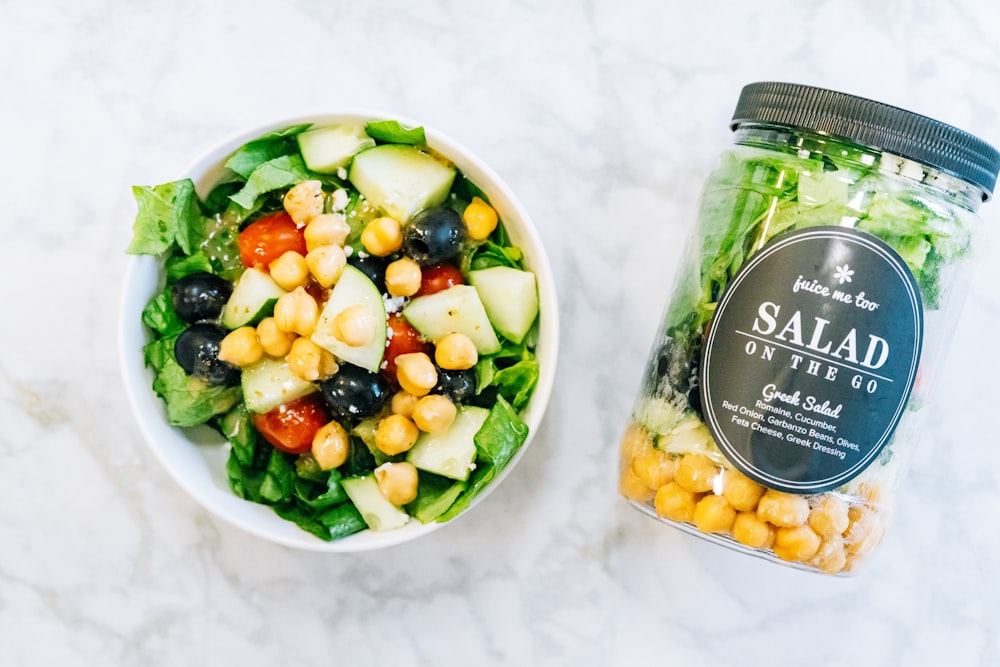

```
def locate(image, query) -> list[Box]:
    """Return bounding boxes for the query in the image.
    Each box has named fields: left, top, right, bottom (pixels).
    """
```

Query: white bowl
left=119, top=111, right=559, bottom=551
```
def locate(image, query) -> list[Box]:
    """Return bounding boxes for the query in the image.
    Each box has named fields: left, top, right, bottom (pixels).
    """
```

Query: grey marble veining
left=2, top=0, right=1000, bottom=665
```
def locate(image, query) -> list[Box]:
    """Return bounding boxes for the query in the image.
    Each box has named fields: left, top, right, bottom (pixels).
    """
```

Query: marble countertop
left=4, top=1, right=1000, bottom=664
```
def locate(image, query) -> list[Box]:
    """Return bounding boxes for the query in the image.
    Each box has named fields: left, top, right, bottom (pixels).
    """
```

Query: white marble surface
left=3, top=0, right=1000, bottom=664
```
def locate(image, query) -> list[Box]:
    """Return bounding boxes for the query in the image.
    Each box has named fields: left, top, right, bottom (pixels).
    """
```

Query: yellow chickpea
left=756, top=489, right=810, bottom=527
left=384, top=257, right=422, bottom=297
left=732, top=511, right=776, bottom=549
left=374, top=414, right=419, bottom=455
left=390, top=390, right=418, bottom=418
left=360, top=217, right=403, bottom=256
left=618, top=422, right=656, bottom=464
left=273, top=287, right=319, bottom=337
left=844, top=505, right=885, bottom=558
left=811, top=535, right=848, bottom=575
left=434, top=332, right=478, bottom=371
left=631, top=449, right=677, bottom=491
left=287, top=337, right=339, bottom=381
left=674, top=453, right=721, bottom=493
left=693, top=494, right=737, bottom=534
left=311, top=420, right=349, bottom=470
left=283, top=179, right=324, bottom=224
left=255, top=317, right=296, bottom=357
left=394, top=352, right=438, bottom=397
left=304, top=213, right=350, bottom=250
left=462, top=196, right=499, bottom=240
left=808, top=494, right=851, bottom=539
left=217, top=326, right=263, bottom=367
left=411, top=394, right=457, bottom=434
left=619, top=465, right=655, bottom=503
left=333, top=304, right=375, bottom=347
left=653, top=481, right=698, bottom=523
left=773, top=524, right=822, bottom=562
left=374, top=462, right=419, bottom=506
left=306, top=244, right=347, bottom=288
left=722, top=469, right=766, bottom=512
left=268, top=251, right=309, bottom=291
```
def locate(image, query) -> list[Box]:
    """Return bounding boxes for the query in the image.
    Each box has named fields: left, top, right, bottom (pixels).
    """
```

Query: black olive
left=319, top=363, right=391, bottom=421
left=347, top=252, right=390, bottom=293
left=171, top=272, right=232, bottom=323
left=403, top=206, right=467, bottom=266
left=173, top=322, right=240, bottom=386
left=433, top=367, right=478, bottom=404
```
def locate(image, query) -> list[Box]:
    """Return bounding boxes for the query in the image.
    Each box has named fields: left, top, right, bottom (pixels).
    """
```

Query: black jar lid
left=731, top=81, right=1000, bottom=201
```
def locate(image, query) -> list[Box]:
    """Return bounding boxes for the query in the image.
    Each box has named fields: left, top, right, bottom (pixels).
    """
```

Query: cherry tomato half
left=253, top=393, right=330, bottom=454
left=415, top=262, right=465, bottom=297
left=383, top=314, right=431, bottom=382
left=238, top=211, right=307, bottom=269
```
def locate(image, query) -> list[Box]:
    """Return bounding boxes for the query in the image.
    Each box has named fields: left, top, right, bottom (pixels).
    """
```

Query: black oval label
left=700, top=226, right=923, bottom=493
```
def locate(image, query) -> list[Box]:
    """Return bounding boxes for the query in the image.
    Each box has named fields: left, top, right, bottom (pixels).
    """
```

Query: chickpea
left=390, top=390, right=418, bottom=418
left=360, top=216, right=403, bottom=256
left=674, top=453, right=721, bottom=494
left=732, top=511, right=776, bottom=549
left=411, top=394, right=457, bottom=434
left=462, top=196, right=499, bottom=240
left=693, top=494, right=737, bottom=534
left=283, top=179, right=324, bottom=224
left=374, top=414, right=419, bottom=455
left=384, top=257, right=422, bottom=297
left=394, top=352, right=438, bottom=397
left=374, top=462, right=419, bottom=506
left=217, top=326, right=263, bottom=367
left=811, top=535, right=848, bottom=575
left=268, top=251, right=309, bottom=291
left=618, top=422, right=655, bottom=464
left=434, top=332, right=478, bottom=371
left=256, top=317, right=296, bottom=357
left=631, top=449, right=676, bottom=490
left=312, top=420, right=349, bottom=470
left=306, top=244, right=347, bottom=288
left=619, top=465, right=655, bottom=503
left=808, top=494, right=850, bottom=538
left=304, top=213, right=350, bottom=250
left=653, top=481, right=697, bottom=523
left=844, top=505, right=885, bottom=558
left=756, top=489, right=810, bottom=528
left=333, top=304, right=375, bottom=347
left=274, top=287, right=319, bottom=337
left=287, top=337, right=338, bottom=381
left=722, top=469, right=766, bottom=512
left=773, top=524, right=822, bottom=562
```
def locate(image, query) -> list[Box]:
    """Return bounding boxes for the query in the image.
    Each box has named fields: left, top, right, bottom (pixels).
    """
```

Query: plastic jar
left=618, top=82, right=1000, bottom=575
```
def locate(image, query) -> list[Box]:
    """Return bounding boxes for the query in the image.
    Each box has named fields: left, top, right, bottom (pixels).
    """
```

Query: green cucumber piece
left=402, top=285, right=501, bottom=355
left=221, top=267, right=287, bottom=330
left=241, top=357, right=317, bottom=414
left=348, top=144, right=456, bottom=222
left=310, top=265, right=388, bottom=373
left=406, top=405, right=490, bottom=481
left=467, top=267, right=539, bottom=344
left=341, top=475, right=410, bottom=531
left=296, top=124, right=376, bottom=174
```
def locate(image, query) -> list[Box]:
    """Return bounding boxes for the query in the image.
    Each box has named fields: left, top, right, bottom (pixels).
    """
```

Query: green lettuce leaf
left=224, top=123, right=312, bottom=178
left=143, top=337, right=241, bottom=427
left=364, top=120, right=425, bottom=145
left=229, top=154, right=314, bottom=209
left=127, top=179, right=205, bottom=256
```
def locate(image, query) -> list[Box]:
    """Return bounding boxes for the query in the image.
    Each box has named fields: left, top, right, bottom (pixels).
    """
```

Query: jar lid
left=731, top=81, right=1000, bottom=201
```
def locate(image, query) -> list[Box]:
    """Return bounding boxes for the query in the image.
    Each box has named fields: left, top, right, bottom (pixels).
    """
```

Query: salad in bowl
left=120, top=113, right=558, bottom=550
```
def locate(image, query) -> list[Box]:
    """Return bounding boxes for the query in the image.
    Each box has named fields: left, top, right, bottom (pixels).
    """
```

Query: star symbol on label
left=834, top=264, right=854, bottom=285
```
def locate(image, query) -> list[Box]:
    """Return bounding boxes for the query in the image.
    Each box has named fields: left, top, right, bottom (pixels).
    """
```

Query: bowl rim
left=118, top=110, right=559, bottom=552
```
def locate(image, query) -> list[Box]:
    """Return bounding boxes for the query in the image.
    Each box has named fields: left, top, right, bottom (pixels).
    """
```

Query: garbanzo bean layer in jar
left=619, top=82, right=1000, bottom=575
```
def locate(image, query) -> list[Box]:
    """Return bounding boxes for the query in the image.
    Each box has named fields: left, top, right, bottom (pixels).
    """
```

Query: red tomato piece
left=383, top=314, right=431, bottom=382
left=253, top=393, right=330, bottom=454
left=415, top=263, right=465, bottom=297
left=238, top=211, right=307, bottom=269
